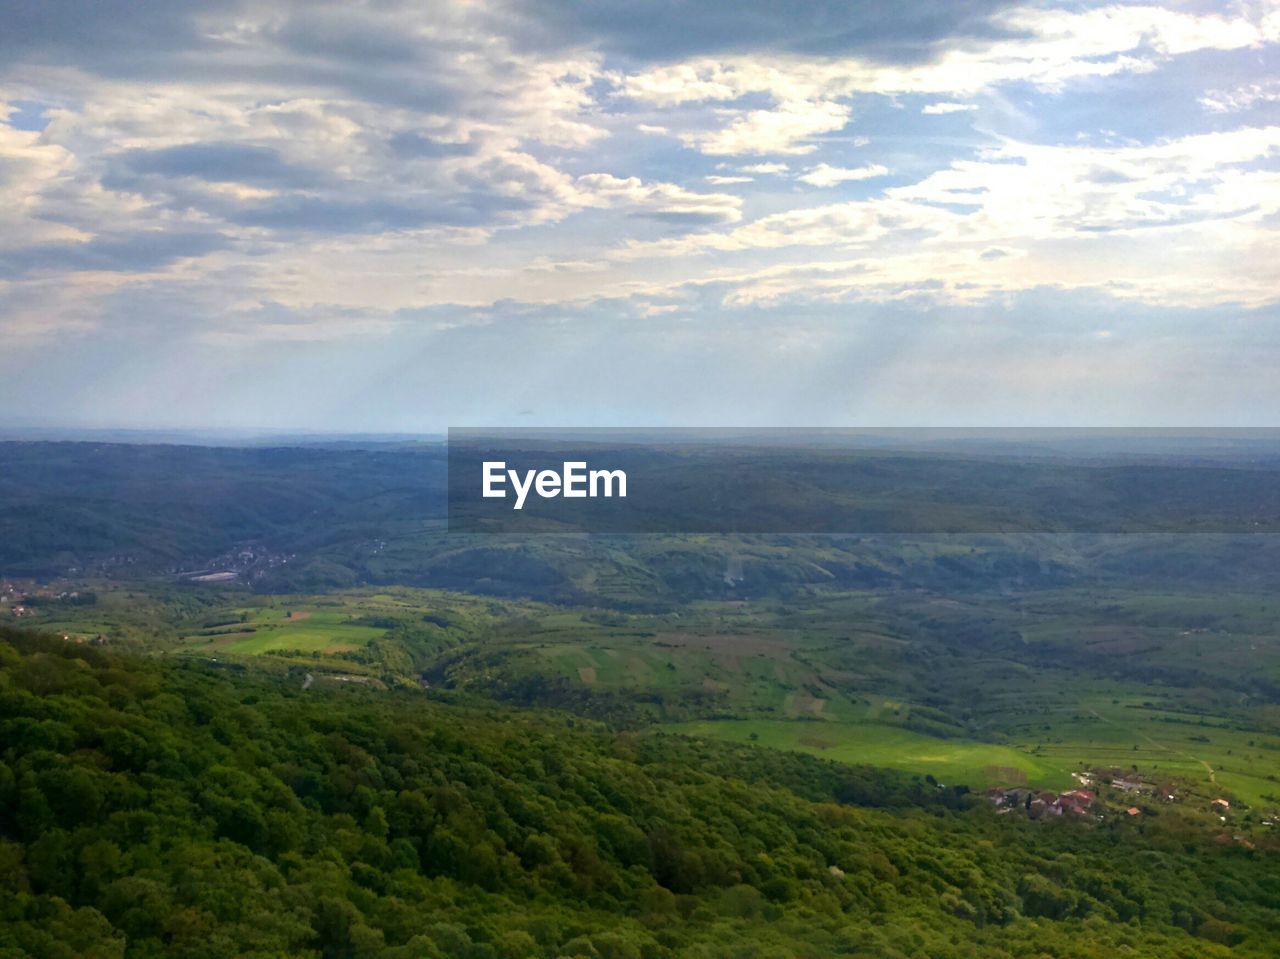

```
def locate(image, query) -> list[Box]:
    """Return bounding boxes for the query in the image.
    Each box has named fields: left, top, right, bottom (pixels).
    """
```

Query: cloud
left=110, top=142, right=321, bottom=187
left=797, top=163, right=890, bottom=186
left=885, top=126, right=1280, bottom=242
left=0, top=121, right=77, bottom=246
left=0, top=0, right=235, bottom=73
left=922, top=102, right=976, bottom=115
left=497, top=0, right=1022, bottom=62
left=1200, top=79, right=1280, bottom=114
left=612, top=199, right=909, bottom=261
left=682, top=99, right=851, bottom=155
left=0, top=230, right=228, bottom=279
left=618, top=3, right=1274, bottom=160
left=575, top=173, right=743, bottom=223
left=597, top=124, right=1280, bottom=314
left=1, top=0, right=1278, bottom=428
left=387, top=132, right=479, bottom=158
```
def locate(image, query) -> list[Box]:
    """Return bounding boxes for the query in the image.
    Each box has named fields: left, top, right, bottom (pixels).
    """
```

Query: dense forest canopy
left=2, top=630, right=1277, bottom=958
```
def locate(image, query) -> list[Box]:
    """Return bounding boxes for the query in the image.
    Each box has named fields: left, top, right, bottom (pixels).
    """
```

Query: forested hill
left=0, top=441, right=445, bottom=578
left=5, top=440, right=1280, bottom=605
left=2, top=629, right=1277, bottom=958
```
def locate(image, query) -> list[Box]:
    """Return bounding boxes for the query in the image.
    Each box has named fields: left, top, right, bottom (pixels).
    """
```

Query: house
left=1059, top=789, right=1094, bottom=806
left=1126, top=807, right=1141, bottom=817
left=992, top=787, right=1034, bottom=809
left=1211, top=798, right=1230, bottom=810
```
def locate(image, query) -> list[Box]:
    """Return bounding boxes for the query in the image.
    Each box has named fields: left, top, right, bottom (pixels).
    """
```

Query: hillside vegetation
left=5, top=442, right=1280, bottom=606
left=3, top=630, right=1279, bottom=959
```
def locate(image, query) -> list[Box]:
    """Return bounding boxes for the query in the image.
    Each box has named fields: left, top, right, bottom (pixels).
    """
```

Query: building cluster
left=178, top=546, right=294, bottom=584
left=1109, top=774, right=1179, bottom=803
left=987, top=786, right=1098, bottom=819
left=3, top=581, right=33, bottom=617
left=986, top=768, right=1248, bottom=827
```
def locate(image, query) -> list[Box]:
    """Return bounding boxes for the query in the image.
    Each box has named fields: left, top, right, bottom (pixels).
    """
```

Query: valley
left=12, top=573, right=1279, bottom=814
left=4, top=440, right=1280, bottom=957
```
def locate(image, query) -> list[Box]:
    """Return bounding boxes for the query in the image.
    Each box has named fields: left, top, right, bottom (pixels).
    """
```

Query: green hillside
left=4, top=630, right=1279, bottom=959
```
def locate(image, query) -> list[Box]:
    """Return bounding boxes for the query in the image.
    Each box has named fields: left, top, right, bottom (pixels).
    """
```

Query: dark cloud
left=109, top=143, right=322, bottom=188
left=0, top=1, right=466, bottom=114
left=0, top=231, right=228, bottom=278
left=2, top=1, right=1026, bottom=86
left=637, top=209, right=738, bottom=225
left=268, top=13, right=427, bottom=64
left=93, top=140, right=551, bottom=238
left=226, top=192, right=532, bottom=233
left=497, top=0, right=1024, bottom=63
left=388, top=132, right=479, bottom=159
left=0, top=0, right=235, bottom=68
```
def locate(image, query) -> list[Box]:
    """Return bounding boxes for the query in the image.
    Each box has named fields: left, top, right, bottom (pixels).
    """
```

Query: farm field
left=668, top=718, right=1074, bottom=790
left=667, top=692, right=1280, bottom=805
left=182, top=607, right=387, bottom=655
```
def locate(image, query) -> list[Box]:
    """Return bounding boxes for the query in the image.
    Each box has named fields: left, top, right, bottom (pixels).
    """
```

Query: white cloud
left=601, top=125, right=1280, bottom=311
left=797, top=163, right=889, bottom=187
left=574, top=173, right=743, bottom=222
left=885, top=126, right=1280, bottom=244
left=922, top=102, right=976, bottom=115
left=612, top=198, right=914, bottom=261
left=619, top=2, right=1273, bottom=160
left=1200, top=79, right=1280, bottom=114
left=680, top=98, right=850, bottom=155
left=0, top=118, right=81, bottom=248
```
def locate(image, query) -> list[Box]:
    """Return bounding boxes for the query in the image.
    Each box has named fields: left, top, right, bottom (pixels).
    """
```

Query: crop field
left=168, top=587, right=524, bottom=661
left=668, top=718, right=1074, bottom=789
left=182, top=607, right=387, bottom=655
left=666, top=693, right=1280, bottom=803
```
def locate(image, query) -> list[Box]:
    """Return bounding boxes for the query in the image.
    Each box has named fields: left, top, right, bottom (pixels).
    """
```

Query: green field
left=1002, top=694, right=1280, bottom=807
left=192, top=608, right=387, bottom=655
left=669, top=718, right=1073, bottom=789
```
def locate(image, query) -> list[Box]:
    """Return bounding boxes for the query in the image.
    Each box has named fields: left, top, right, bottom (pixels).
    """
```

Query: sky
left=1, top=0, right=1278, bottom=430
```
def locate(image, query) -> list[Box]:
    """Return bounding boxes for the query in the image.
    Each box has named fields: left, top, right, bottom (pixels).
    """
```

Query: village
left=1, top=579, right=84, bottom=620
left=986, top=767, right=1247, bottom=832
